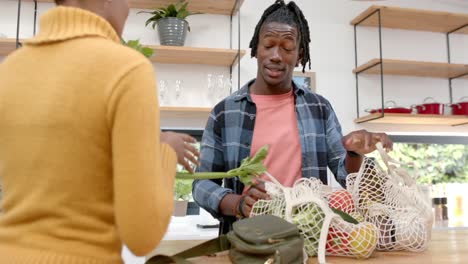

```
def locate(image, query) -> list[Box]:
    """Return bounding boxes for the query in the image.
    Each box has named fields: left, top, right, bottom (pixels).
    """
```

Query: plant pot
left=187, top=201, right=200, bottom=215
left=173, top=200, right=188, bottom=217
left=157, top=17, right=188, bottom=46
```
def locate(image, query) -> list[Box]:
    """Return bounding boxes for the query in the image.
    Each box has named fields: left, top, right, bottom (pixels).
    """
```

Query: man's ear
left=296, top=48, right=303, bottom=67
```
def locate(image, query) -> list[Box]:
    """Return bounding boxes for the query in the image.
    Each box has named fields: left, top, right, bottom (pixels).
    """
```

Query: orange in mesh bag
left=346, top=142, right=433, bottom=252
left=251, top=173, right=379, bottom=264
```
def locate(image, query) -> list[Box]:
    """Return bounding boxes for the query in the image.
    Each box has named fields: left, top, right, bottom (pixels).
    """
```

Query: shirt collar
left=233, top=79, right=307, bottom=103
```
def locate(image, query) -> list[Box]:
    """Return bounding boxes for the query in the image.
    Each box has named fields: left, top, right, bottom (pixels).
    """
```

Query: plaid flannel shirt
left=192, top=79, right=348, bottom=234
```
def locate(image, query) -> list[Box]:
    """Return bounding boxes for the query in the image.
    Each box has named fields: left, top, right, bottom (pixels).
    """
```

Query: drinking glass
left=158, top=79, right=168, bottom=105
left=216, top=74, right=225, bottom=101
left=207, top=74, right=216, bottom=104
left=223, top=77, right=232, bottom=97
left=175, top=79, right=183, bottom=103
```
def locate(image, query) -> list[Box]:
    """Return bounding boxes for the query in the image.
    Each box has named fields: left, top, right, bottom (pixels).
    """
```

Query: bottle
left=432, top=197, right=443, bottom=223
left=433, top=197, right=449, bottom=227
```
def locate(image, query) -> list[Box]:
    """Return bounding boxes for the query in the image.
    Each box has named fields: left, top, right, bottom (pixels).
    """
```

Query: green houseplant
left=173, top=178, right=193, bottom=217
left=122, top=39, right=154, bottom=58
left=138, top=0, right=197, bottom=46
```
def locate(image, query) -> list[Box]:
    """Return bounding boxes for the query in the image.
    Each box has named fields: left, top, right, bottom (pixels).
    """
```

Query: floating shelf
left=26, top=0, right=244, bottom=15
left=355, top=113, right=468, bottom=126
left=351, top=5, right=468, bottom=34
left=160, top=106, right=211, bottom=119
left=353, top=59, right=468, bottom=79
left=0, top=38, right=245, bottom=66
left=148, top=45, right=245, bottom=66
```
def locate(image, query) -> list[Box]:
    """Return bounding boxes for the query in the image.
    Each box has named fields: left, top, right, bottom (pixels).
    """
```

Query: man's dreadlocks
left=249, top=0, right=311, bottom=73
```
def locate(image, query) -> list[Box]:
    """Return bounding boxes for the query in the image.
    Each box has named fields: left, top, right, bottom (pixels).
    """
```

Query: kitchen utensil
left=366, top=101, right=412, bottom=114
left=412, top=97, right=444, bottom=115
left=447, top=97, right=468, bottom=115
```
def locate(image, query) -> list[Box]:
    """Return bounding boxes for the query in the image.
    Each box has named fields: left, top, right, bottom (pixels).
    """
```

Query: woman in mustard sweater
left=0, top=0, right=199, bottom=263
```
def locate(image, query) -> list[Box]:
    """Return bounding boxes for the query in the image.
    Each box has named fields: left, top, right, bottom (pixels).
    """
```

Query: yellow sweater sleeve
left=107, top=61, right=177, bottom=256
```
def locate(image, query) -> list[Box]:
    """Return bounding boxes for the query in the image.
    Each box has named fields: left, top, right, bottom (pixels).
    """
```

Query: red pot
left=448, top=97, right=468, bottom=115
left=366, top=101, right=412, bottom=114
left=412, top=97, right=444, bottom=115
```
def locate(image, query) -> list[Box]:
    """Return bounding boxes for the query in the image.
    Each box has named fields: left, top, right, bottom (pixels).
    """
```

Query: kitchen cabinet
left=351, top=5, right=468, bottom=126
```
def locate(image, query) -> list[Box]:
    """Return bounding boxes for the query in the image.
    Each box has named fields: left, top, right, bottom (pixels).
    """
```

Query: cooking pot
left=366, top=101, right=412, bottom=114
left=412, top=97, right=444, bottom=115
left=447, top=97, right=468, bottom=115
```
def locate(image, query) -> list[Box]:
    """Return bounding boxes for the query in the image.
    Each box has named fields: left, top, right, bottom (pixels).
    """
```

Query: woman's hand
left=160, top=132, right=200, bottom=173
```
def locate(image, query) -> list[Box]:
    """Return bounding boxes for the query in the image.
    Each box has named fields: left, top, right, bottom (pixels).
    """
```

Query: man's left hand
left=342, top=129, right=393, bottom=155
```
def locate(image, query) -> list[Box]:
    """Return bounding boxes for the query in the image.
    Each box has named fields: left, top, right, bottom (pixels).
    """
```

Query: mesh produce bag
left=251, top=173, right=379, bottom=264
left=347, top=143, right=433, bottom=252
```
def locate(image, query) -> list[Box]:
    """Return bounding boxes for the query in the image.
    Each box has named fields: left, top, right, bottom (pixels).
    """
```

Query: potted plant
left=173, top=179, right=193, bottom=216
left=139, top=0, right=197, bottom=46
left=122, top=39, right=154, bottom=58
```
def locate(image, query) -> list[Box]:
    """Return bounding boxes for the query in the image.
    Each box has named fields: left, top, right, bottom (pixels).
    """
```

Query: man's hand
left=239, top=180, right=270, bottom=217
left=342, top=129, right=393, bottom=155
left=160, top=131, right=200, bottom=173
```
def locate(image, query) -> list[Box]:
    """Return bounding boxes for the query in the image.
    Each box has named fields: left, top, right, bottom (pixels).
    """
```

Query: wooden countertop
left=151, top=229, right=468, bottom=263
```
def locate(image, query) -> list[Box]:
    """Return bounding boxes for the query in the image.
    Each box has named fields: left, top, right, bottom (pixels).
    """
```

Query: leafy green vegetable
left=331, top=208, right=359, bottom=224
left=291, top=203, right=325, bottom=256
left=174, top=179, right=193, bottom=201
left=175, top=145, right=268, bottom=186
left=122, top=39, right=154, bottom=58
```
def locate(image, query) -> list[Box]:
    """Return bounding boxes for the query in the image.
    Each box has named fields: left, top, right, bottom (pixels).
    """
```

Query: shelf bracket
left=355, top=61, right=382, bottom=75
left=15, top=0, right=22, bottom=49
left=229, top=0, right=241, bottom=95
left=33, top=0, right=38, bottom=36
left=355, top=113, right=385, bottom=124
left=353, top=8, right=385, bottom=121
left=453, top=121, right=468, bottom=127
left=446, top=23, right=468, bottom=104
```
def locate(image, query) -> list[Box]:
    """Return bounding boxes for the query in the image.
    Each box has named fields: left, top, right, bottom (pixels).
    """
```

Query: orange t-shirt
left=248, top=89, right=302, bottom=188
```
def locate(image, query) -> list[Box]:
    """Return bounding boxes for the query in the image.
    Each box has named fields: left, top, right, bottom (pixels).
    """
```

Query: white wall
left=0, top=0, right=467, bottom=134
left=236, top=0, right=468, bottom=135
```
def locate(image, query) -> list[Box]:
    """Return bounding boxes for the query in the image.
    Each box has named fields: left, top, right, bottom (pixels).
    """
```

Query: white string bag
left=347, top=143, right=433, bottom=252
left=251, top=173, right=379, bottom=264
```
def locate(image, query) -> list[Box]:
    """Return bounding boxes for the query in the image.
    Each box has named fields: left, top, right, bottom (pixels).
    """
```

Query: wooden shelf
left=0, top=38, right=245, bottom=67
left=160, top=106, right=211, bottom=119
left=353, top=59, right=468, bottom=79
left=148, top=45, right=245, bottom=66
left=27, top=0, right=244, bottom=15
left=355, top=113, right=468, bottom=126
left=351, top=5, right=468, bottom=34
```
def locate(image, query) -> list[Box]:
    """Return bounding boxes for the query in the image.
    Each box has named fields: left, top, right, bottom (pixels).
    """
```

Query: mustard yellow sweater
left=0, top=6, right=177, bottom=264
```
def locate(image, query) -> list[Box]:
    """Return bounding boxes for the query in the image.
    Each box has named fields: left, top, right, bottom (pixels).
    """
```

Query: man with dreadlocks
left=193, top=0, right=392, bottom=235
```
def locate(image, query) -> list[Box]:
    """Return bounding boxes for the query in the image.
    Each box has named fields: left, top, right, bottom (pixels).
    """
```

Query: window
left=376, top=135, right=468, bottom=228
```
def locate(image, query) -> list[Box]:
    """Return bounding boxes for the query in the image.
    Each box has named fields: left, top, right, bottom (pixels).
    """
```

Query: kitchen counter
left=149, top=229, right=468, bottom=263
